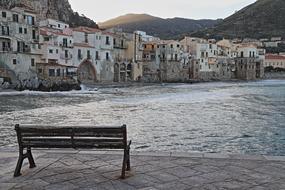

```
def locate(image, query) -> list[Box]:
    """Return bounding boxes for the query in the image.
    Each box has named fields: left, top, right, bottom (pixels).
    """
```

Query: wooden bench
left=14, top=124, right=131, bottom=178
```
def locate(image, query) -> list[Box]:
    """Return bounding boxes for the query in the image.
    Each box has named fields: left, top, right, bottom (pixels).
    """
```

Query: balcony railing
left=0, top=31, right=10, bottom=36
left=114, top=43, right=128, bottom=49
left=0, top=47, right=12, bottom=52
left=60, top=54, right=73, bottom=60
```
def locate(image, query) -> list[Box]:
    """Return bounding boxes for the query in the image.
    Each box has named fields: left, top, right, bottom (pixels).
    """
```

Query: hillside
left=0, top=0, right=98, bottom=28
left=99, top=14, right=219, bottom=40
left=194, top=0, right=285, bottom=39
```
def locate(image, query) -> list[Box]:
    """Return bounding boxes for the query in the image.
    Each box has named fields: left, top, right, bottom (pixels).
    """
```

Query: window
left=65, top=50, right=68, bottom=58
left=96, top=51, right=99, bottom=60
left=44, top=37, right=49, bottom=41
left=49, top=69, right=55, bottom=77
left=113, top=39, right=116, bottom=45
left=84, top=33, right=88, bottom=43
left=58, top=24, right=61, bottom=28
left=175, top=54, right=178, bottom=61
left=106, top=36, right=110, bottom=45
left=63, top=38, right=68, bottom=47
left=49, top=49, right=53, bottom=54
left=170, top=44, right=173, bottom=48
left=2, top=12, right=6, bottom=18
left=87, top=50, right=91, bottom=59
left=38, top=69, right=42, bottom=74
left=56, top=69, right=61, bottom=77
left=31, top=58, right=35, bottom=66
left=13, top=59, right=17, bottom=65
left=78, top=49, right=82, bottom=59
left=56, top=49, right=58, bottom=54
left=177, top=44, right=180, bottom=48
left=106, top=52, right=109, bottom=60
left=27, top=16, right=34, bottom=25
left=13, top=14, right=19, bottom=22
left=24, top=28, right=27, bottom=34
left=32, top=30, right=36, bottom=39
left=19, top=27, right=22, bottom=34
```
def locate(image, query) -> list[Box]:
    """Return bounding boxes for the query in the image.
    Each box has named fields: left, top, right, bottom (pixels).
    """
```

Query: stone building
left=234, top=45, right=264, bottom=80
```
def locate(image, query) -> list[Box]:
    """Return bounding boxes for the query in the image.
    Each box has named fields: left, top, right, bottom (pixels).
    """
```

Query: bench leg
left=27, top=148, right=36, bottom=168
left=14, top=148, right=24, bottom=177
left=121, top=150, right=127, bottom=179
left=126, top=147, right=131, bottom=171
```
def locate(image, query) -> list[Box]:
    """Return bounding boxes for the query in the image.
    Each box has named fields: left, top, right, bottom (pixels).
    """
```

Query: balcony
left=114, top=43, right=128, bottom=49
left=0, top=47, right=12, bottom=52
left=60, top=54, right=73, bottom=60
left=0, top=31, right=10, bottom=37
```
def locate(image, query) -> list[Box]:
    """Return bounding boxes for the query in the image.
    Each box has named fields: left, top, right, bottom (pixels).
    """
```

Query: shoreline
left=1, top=147, right=285, bottom=159
left=1, top=74, right=285, bottom=92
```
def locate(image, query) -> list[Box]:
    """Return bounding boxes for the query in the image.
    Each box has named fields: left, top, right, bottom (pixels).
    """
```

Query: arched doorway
left=77, top=60, right=97, bottom=83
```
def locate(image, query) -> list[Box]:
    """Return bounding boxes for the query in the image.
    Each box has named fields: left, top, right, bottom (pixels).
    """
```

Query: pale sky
left=69, top=0, right=256, bottom=23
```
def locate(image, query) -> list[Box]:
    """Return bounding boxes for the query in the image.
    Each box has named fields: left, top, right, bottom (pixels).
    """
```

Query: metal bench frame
left=14, top=124, right=131, bottom=179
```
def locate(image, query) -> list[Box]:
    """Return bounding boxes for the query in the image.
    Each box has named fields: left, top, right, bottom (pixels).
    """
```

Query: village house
left=37, top=19, right=77, bottom=83
left=0, top=6, right=41, bottom=84
left=234, top=44, right=264, bottom=80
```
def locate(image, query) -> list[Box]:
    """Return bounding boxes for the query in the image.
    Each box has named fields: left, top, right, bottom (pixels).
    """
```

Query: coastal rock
left=0, top=0, right=98, bottom=28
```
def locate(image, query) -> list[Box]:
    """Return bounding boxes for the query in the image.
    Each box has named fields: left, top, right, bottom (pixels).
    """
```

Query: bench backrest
left=15, top=124, right=128, bottom=149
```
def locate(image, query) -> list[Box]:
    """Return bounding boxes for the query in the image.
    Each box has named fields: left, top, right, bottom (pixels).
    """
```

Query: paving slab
left=0, top=149, right=284, bottom=190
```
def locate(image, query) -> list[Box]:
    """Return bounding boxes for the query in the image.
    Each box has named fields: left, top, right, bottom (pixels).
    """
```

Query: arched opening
left=77, top=59, right=97, bottom=83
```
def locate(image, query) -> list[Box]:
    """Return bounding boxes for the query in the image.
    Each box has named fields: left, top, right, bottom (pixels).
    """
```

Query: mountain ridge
left=99, top=13, right=220, bottom=40
left=193, top=0, right=285, bottom=39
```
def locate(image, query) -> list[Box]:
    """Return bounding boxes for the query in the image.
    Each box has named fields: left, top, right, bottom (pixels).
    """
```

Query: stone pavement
left=0, top=149, right=285, bottom=190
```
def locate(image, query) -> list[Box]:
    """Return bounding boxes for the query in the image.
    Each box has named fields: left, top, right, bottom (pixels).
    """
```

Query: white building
left=0, top=6, right=41, bottom=83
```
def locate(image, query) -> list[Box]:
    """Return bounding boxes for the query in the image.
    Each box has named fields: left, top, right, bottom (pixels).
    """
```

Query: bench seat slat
left=22, top=137, right=123, bottom=143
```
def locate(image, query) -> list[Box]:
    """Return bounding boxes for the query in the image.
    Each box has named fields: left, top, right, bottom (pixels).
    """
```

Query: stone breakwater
left=0, top=78, right=81, bottom=92
left=0, top=149, right=285, bottom=189
left=264, top=71, right=285, bottom=79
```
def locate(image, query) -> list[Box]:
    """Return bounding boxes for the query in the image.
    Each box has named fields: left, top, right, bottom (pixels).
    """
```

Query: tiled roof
left=40, top=28, right=72, bottom=37
left=265, top=54, right=285, bottom=60
left=72, top=27, right=101, bottom=33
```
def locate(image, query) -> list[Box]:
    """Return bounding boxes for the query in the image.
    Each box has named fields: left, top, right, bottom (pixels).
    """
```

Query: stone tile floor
left=0, top=149, right=285, bottom=190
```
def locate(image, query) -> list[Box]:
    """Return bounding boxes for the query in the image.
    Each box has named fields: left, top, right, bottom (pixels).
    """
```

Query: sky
left=69, top=0, right=256, bottom=23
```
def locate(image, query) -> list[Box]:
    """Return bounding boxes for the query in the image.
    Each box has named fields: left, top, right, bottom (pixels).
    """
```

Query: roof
left=265, top=54, right=285, bottom=60
left=40, top=28, right=72, bottom=37
left=72, top=27, right=101, bottom=33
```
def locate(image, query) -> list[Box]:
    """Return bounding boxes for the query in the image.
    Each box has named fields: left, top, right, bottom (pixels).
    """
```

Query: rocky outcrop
left=0, top=0, right=98, bottom=28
